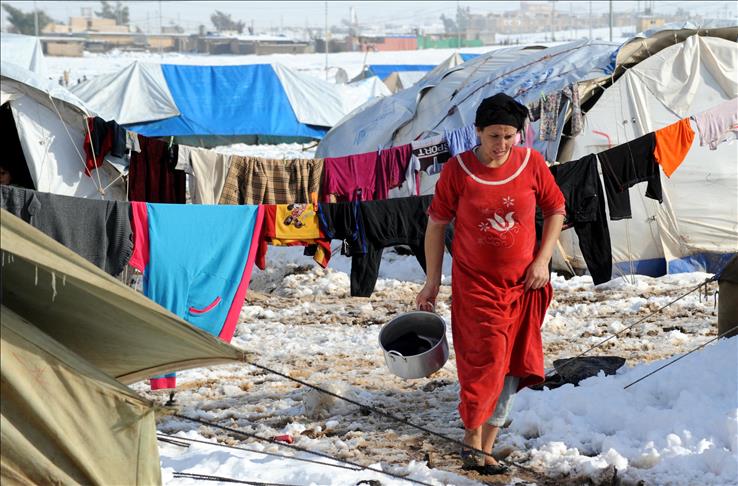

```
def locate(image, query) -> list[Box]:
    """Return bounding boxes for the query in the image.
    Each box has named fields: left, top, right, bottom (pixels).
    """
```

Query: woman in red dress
left=416, top=93, right=565, bottom=475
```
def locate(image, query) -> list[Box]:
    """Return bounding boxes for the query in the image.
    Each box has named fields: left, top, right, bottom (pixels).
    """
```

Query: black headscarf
left=474, top=93, right=529, bottom=130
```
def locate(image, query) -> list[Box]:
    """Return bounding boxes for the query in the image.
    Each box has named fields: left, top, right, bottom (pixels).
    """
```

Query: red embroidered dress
left=428, top=146, right=565, bottom=429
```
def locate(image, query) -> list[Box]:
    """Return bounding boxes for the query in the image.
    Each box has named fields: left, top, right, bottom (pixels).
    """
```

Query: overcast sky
left=2, top=1, right=736, bottom=32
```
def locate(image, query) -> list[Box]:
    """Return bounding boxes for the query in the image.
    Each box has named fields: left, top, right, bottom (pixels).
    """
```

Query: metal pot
left=378, top=311, right=449, bottom=379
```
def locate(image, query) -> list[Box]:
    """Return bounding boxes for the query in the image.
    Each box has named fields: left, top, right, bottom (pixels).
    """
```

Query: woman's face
left=476, top=124, right=518, bottom=162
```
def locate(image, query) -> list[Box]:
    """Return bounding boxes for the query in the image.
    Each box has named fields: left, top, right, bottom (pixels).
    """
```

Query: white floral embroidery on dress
left=502, top=196, right=515, bottom=208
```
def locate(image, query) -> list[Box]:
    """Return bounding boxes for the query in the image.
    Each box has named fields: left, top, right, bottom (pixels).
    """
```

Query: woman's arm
left=524, top=213, right=564, bottom=290
left=415, top=218, right=448, bottom=310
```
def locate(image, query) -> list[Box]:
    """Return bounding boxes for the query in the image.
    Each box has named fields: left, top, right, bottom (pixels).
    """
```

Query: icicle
left=62, top=274, right=67, bottom=287
left=35, top=265, right=38, bottom=286
left=1, top=251, right=4, bottom=267
left=51, top=272, right=57, bottom=302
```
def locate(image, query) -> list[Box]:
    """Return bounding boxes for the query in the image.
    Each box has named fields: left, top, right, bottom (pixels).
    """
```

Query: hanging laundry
left=189, top=148, right=232, bottom=204
left=539, top=91, right=562, bottom=141
left=319, top=197, right=432, bottom=296
left=526, top=98, right=541, bottom=122
left=125, top=130, right=141, bottom=154
left=387, top=156, right=421, bottom=199
left=418, top=171, right=442, bottom=196
left=653, top=118, right=695, bottom=177
left=256, top=200, right=331, bottom=270
left=412, top=134, right=450, bottom=173
left=522, top=122, right=537, bottom=148
left=83, top=116, right=126, bottom=176
left=375, top=144, right=412, bottom=200
left=549, top=155, right=612, bottom=285
left=175, top=144, right=195, bottom=174
left=322, top=151, right=378, bottom=203
left=562, top=84, right=583, bottom=136
left=0, top=185, right=132, bottom=276
left=597, top=132, right=662, bottom=221
left=318, top=199, right=365, bottom=255
left=128, top=136, right=186, bottom=203
left=219, top=156, right=323, bottom=205
left=692, top=98, right=738, bottom=150
left=444, top=125, right=480, bottom=156
left=129, top=202, right=263, bottom=390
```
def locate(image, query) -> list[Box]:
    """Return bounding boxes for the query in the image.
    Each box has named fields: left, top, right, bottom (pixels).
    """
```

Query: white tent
left=0, top=33, right=45, bottom=76
left=1, top=61, right=127, bottom=200
left=558, top=35, right=738, bottom=277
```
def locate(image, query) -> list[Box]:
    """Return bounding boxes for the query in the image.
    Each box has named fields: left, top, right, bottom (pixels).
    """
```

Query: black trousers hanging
left=550, top=154, right=612, bottom=285
left=319, top=196, right=433, bottom=297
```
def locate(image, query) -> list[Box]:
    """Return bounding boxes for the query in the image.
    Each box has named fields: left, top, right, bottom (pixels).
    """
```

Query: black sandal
left=478, top=462, right=510, bottom=475
left=460, top=447, right=481, bottom=470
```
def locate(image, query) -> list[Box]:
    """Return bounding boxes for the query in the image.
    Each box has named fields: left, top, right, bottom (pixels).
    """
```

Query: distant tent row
left=71, top=61, right=391, bottom=146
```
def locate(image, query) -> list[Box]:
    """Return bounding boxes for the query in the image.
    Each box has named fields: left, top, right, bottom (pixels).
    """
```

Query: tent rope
left=623, top=324, right=737, bottom=390
left=46, top=95, right=106, bottom=198
left=172, top=413, right=435, bottom=486
left=543, top=274, right=718, bottom=379
left=233, top=361, right=543, bottom=478
left=171, top=472, right=300, bottom=486
left=157, top=433, right=363, bottom=472
left=173, top=276, right=719, bottom=482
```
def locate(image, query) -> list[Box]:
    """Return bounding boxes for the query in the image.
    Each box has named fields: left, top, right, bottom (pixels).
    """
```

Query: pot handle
left=414, top=302, right=436, bottom=313
left=387, top=350, right=406, bottom=361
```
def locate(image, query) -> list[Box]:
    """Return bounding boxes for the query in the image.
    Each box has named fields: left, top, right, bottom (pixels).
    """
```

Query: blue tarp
left=367, top=64, right=435, bottom=80
left=126, top=64, right=327, bottom=139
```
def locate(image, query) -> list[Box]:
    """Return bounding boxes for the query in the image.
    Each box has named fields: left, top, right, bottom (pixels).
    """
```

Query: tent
left=316, top=43, right=560, bottom=158
left=72, top=61, right=390, bottom=146
left=1, top=61, right=126, bottom=199
left=0, top=209, right=245, bottom=484
left=0, top=33, right=45, bottom=76
left=558, top=34, right=738, bottom=277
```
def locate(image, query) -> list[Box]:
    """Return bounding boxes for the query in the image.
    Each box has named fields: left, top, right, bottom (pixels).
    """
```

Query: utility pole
left=570, top=3, right=575, bottom=39
left=456, top=1, right=461, bottom=49
left=550, top=1, right=555, bottom=42
left=158, top=0, right=163, bottom=56
left=33, top=0, right=38, bottom=36
left=324, top=0, right=328, bottom=80
left=609, top=0, right=613, bottom=42
left=588, top=0, right=592, bottom=40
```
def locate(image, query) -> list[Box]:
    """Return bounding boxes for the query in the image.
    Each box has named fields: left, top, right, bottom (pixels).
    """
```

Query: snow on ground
left=140, top=243, right=735, bottom=486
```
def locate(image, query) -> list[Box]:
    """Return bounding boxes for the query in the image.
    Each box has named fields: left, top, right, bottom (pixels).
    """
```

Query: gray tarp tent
left=0, top=209, right=245, bottom=484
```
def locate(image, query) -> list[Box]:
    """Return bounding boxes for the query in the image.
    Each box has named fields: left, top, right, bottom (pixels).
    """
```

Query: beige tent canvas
left=1, top=306, right=161, bottom=485
left=1, top=209, right=247, bottom=484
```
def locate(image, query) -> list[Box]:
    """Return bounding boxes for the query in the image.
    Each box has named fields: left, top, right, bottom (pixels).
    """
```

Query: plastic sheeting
left=126, top=64, right=325, bottom=139
left=273, top=63, right=390, bottom=128
left=71, top=61, right=179, bottom=125
left=367, top=64, right=435, bottom=80
left=73, top=62, right=389, bottom=140
left=559, top=36, right=738, bottom=277
left=315, top=42, right=603, bottom=158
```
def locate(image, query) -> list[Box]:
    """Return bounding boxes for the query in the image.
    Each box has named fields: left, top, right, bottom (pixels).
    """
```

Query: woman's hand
left=524, top=258, right=550, bottom=291
left=416, top=281, right=440, bottom=311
